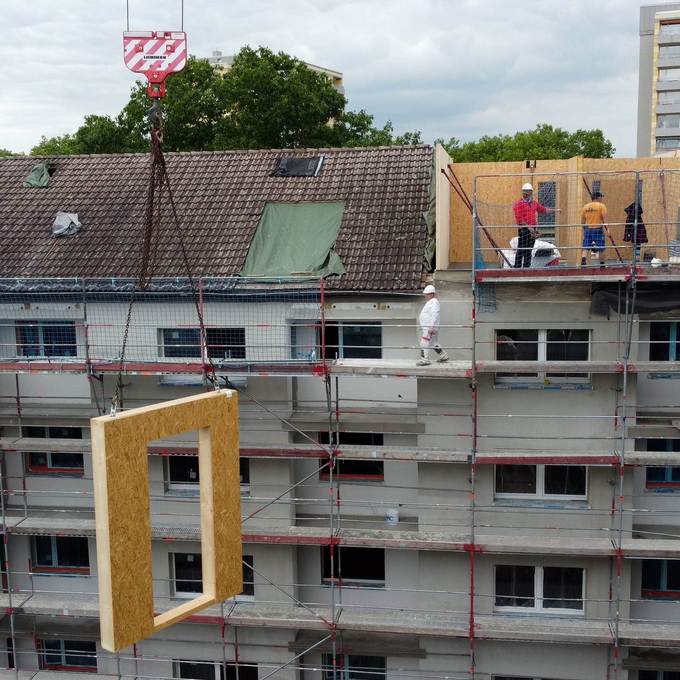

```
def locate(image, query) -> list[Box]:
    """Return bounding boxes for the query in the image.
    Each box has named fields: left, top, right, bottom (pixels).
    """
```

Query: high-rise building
left=638, top=3, right=680, bottom=156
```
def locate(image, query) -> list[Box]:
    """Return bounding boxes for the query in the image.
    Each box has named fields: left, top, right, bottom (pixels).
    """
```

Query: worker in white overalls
left=417, top=284, right=449, bottom=366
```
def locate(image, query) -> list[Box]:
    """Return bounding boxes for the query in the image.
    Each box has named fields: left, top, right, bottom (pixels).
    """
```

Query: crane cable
left=110, top=113, right=217, bottom=415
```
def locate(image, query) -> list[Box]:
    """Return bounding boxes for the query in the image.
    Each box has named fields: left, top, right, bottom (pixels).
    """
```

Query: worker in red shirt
left=512, top=183, right=560, bottom=268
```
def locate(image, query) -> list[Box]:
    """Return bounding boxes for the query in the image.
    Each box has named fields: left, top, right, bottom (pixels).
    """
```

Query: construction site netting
left=473, top=169, right=680, bottom=269
left=0, top=277, right=322, bottom=373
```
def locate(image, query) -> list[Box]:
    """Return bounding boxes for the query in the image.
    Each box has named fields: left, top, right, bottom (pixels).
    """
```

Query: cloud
left=0, top=0, right=643, bottom=155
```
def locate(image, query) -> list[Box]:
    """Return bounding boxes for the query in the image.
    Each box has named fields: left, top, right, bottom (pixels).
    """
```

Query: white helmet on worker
left=522, top=183, right=534, bottom=192
left=423, top=284, right=436, bottom=295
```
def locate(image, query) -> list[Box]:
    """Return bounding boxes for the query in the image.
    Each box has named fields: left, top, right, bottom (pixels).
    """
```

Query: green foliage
left=438, top=124, right=615, bottom=162
left=31, top=49, right=421, bottom=155
left=216, top=47, right=346, bottom=149
left=31, top=133, right=79, bottom=156
left=332, top=110, right=422, bottom=147
left=0, top=148, right=21, bottom=157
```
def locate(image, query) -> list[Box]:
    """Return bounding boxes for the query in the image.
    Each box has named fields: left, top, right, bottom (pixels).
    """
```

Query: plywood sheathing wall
left=448, top=157, right=680, bottom=267
left=91, top=390, right=242, bottom=652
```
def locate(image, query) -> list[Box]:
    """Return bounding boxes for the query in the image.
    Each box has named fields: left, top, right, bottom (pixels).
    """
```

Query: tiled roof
left=0, top=146, right=433, bottom=291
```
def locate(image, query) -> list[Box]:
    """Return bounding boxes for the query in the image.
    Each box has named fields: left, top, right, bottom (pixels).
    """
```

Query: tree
left=31, top=48, right=421, bottom=154
left=438, top=124, right=615, bottom=162
left=0, top=148, right=21, bottom=156
left=31, top=133, right=79, bottom=156
left=119, top=57, right=228, bottom=152
left=331, top=110, right=422, bottom=147
left=216, top=47, right=346, bottom=149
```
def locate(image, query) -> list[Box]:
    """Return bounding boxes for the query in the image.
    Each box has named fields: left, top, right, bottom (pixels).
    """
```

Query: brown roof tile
left=0, top=146, right=433, bottom=291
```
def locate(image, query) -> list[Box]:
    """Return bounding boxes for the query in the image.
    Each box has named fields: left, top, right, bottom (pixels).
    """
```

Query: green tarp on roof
left=241, top=202, right=345, bottom=278
left=22, top=163, right=50, bottom=188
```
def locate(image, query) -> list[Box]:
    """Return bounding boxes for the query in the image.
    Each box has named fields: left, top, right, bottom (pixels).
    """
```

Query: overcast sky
left=0, top=0, right=651, bottom=155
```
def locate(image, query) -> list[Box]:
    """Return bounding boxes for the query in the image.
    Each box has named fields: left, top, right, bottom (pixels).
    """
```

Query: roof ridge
left=6, top=145, right=433, bottom=161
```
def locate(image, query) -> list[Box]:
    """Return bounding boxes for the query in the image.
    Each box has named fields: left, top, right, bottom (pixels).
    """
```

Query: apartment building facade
left=0, top=147, right=678, bottom=680
left=638, top=3, right=680, bottom=156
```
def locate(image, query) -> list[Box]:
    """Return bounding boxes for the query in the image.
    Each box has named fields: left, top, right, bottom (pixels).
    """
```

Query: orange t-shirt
left=581, top=201, right=607, bottom=226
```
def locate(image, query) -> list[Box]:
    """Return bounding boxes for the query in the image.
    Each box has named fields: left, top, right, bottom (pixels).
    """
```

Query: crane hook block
left=123, top=31, right=187, bottom=98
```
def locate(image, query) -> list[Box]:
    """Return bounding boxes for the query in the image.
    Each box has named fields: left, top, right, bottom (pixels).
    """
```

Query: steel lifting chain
left=110, top=105, right=217, bottom=415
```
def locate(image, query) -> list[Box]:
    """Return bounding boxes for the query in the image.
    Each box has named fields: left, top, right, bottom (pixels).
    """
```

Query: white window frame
left=164, top=456, right=200, bottom=496
left=323, top=321, right=383, bottom=360
left=39, top=639, right=97, bottom=670
left=32, top=535, right=90, bottom=574
left=494, top=464, right=588, bottom=501
left=164, top=456, right=250, bottom=497
left=494, top=565, right=585, bottom=615
left=495, top=329, right=591, bottom=385
left=322, top=653, right=386, bottom=680
left=15, top=320, right=78, bottom=358
left=173, top=660, right=221, bottom=680
left=171, top=552, right=202, bottom=599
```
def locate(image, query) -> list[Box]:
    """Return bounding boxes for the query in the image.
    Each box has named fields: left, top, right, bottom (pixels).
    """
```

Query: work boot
left=437, top=353, right=449, bottom=363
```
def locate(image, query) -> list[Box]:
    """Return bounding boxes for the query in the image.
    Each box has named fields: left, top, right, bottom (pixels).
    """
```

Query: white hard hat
left=651, top=257, right=662, bottom=268
left=423, top=284, right=436, bottom=295
left=522, top=183, right=534, bottom=192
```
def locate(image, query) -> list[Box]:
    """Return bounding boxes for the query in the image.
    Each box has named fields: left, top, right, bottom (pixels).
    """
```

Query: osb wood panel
left=92, top=390, right=241, bottom=652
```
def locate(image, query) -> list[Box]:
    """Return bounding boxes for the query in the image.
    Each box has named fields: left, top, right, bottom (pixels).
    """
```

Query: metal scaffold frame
left=0, top=167, right=678, bottom=679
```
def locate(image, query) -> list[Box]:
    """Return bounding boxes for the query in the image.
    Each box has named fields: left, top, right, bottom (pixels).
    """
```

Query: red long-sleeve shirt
left=512, top=198, right=547, bottom=226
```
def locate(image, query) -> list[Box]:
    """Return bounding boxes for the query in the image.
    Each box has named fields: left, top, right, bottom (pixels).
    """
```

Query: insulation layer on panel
left=91, top=390, right=242, bottom=652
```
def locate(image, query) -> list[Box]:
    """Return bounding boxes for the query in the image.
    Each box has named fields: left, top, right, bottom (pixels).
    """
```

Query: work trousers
left=514, top=227, right=535, bottom=269
left=420, top=330, right=447, bottom=361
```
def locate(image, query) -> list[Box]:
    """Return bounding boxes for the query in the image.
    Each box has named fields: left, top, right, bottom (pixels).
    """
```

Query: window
left=241, top=555, right=255, bottom=598
left=495, top=565, right=584, bottom=612
left=24, top=425, right=83, bottom=475
left=649, top=322, right=679, bottom=361
left=659, top=45, right=680, bottom=59
left=640, top=672, right=680, bottom=680
left=322, top=546, right=385, bottom=586
left=495, top=329, right=590, bottom=383
left=323, top=654, right=386, bottom=680
left=6, top=637, right=13, bottom=670
left=39, top=639, right=97, bottom=671
left=172, top=553, right=202, bottom=597
left=660, top=21, right=680, bottom=38
left=273, top=156, right=323, bottom=177
left=161, top=328, right=246, bottom=360
left=657, top=137, right=680, bottom=150
left=537, top=181, right=556, bottom=240
left=174, top=660, right=258, bottom=680
left=322, top=322, right=382, bottom=360
left=318, top=432, right=384, bottom=480
left=166, top=456, right=250, bottom=495
left=659, top=91, right=680, bottom=105
left=642, top=560, right=680, bottom=600
left=658, top=114, right=680, bottom=129
left=16, top=321, right=77, bottom=357
left=659, top=67, right=680, bottom=82
left=495, top=465, right=586, bottom=500
left=33, top=536, right=89, bottom=574
left=646, top=440, right=680, bottom=490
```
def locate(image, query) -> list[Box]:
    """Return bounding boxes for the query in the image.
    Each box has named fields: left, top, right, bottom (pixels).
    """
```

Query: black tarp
left=591, top=283, right=680, bottom=317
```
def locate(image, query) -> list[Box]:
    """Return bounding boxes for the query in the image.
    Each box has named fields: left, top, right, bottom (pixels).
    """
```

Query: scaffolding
left=0, top=171, right=678, bottom=679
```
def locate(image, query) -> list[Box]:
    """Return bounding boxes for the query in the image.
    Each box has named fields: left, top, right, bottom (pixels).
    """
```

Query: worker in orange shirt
left=580, top=191, right=608, bottom=267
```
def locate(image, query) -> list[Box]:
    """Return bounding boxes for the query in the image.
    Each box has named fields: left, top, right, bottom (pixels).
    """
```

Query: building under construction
left=0, top=145, right=678, bottom=680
